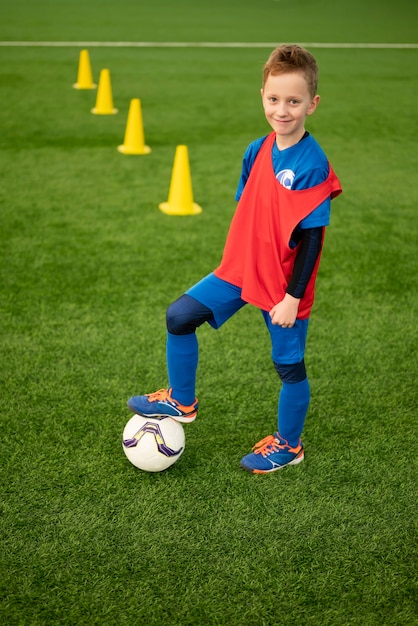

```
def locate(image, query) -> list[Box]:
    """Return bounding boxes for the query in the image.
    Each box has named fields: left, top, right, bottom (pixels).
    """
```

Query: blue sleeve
left=299, top=198, right=330, bottom=228
left=296, top=166, right=331, bottom=229
left=235, top=136, right=268, bottom=201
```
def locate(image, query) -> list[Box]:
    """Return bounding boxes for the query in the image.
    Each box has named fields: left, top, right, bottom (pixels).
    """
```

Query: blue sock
left=278, top=378, right=310, bottom=447
left=166, top=331, right=198, bottom=405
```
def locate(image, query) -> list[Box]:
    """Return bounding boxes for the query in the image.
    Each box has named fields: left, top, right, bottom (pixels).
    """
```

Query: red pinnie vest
left=214, top=132, right=342, bottom=318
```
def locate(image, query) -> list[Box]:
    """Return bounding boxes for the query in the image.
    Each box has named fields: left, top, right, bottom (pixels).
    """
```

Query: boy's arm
left=270, top=226, right=324, bottom=327
left=286, top=226, right=324, bottom=298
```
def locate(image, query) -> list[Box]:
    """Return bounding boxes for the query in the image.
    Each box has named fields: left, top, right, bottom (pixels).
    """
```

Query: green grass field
left=1, top=1, right=417, bottom=624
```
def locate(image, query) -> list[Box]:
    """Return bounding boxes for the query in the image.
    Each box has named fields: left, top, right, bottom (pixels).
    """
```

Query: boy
left=128, top=44, right=342, bottom=474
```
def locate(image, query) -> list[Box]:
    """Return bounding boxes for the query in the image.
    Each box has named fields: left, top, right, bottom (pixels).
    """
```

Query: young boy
left=128, top=44, right=342, bottom=474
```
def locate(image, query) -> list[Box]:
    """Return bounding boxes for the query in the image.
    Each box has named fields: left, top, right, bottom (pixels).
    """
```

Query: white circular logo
left=276, top=169, right=295, bottom=189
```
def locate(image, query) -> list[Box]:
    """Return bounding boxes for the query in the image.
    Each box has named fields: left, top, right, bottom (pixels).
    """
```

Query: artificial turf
left=1, top=1, right=417, bottom=624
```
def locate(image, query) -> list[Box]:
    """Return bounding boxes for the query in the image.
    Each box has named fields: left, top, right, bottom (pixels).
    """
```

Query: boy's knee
left=166, top=294, right=213, bottom=335
left=274, top=360, right=307, bottom=383
left=166, top=298, right=190, bottom=335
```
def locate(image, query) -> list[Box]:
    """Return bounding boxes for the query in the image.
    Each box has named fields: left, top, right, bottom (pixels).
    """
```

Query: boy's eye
left=267, top=97, right=300, bottom=105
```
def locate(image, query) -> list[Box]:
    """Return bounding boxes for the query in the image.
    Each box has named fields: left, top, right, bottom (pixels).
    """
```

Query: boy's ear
left=307, top=94, right=320, bottom=115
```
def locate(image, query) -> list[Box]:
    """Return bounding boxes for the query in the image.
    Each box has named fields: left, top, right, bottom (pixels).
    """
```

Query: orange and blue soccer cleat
left=240, top=432, right=304, bottom=474
left=127, top=388, right=198, bottom=423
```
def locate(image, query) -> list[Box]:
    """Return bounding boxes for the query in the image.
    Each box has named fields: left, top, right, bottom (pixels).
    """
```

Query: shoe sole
left=127, top=402, right=197, bottom=423
left=240, top=449, right=304, bottom=474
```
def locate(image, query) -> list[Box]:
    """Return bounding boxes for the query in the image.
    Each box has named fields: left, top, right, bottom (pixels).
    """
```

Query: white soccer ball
left=122, top=414, right=185, bottom=472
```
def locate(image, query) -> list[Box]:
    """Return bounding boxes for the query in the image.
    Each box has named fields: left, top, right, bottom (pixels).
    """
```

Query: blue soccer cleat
left=127, top=387, right=198, bottom=423
left=240, top=432, right=304, bottom=474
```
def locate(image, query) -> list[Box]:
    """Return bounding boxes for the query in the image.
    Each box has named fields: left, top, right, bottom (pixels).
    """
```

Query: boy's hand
left=269, top=293, right=300, bottom=328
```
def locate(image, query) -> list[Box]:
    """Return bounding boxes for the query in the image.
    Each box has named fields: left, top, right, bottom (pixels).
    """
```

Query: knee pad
left=274, top=360, right=307, bottom=383
left=166, top=294, right=213, bottom=335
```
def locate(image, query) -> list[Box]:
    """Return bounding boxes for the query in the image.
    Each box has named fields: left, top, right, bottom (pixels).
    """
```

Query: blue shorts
left=186, top=272, right=309, bottom=364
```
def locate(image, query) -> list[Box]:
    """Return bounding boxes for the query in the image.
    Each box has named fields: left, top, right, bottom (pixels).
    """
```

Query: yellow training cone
left=91, top=69, right=118, bottom=115
left=117, top=98, right=151, bottom=155
left=159, top=145, right=202, bottom=216
left=73, top=49, right=96, bottom=89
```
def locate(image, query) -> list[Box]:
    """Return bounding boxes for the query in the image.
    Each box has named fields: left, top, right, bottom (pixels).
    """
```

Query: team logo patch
left=276, top=169, right=295, bottom=189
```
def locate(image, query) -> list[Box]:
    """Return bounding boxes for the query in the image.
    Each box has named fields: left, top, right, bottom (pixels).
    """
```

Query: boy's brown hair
left=263, top=45, right=319, bottom=97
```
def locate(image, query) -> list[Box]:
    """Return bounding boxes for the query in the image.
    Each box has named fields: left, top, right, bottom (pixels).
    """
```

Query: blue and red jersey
left=214, top=132, right=342, bottom=317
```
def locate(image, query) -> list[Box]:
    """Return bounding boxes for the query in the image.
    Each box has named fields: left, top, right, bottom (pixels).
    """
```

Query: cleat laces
left=146, top=388, right=171, bottom=402
left=253, top=435, right=283, bottom=457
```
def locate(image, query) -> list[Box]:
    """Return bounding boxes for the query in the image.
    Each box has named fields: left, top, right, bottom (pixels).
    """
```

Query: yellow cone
left=91, top=69, right=118, bottom=115
left=159, top=145, right=202, bottom=216
left=117, top=98, right=151, bottom=155
left=73, top=49, right=96, bottom=89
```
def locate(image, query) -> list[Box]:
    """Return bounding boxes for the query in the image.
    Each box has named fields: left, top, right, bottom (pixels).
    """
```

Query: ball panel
left=122, top=414, right=185, bottom=472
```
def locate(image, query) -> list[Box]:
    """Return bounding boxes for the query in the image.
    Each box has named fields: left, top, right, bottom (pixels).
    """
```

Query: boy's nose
left=277, top=103, right=288, bottom=116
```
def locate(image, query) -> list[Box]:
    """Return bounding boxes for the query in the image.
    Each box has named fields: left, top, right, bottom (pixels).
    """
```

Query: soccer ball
left=122, top=414, right=185, bottom=472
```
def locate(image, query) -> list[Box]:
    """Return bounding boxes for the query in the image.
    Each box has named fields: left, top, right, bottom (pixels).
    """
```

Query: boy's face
left=261, top=71, right=320, bottom=149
